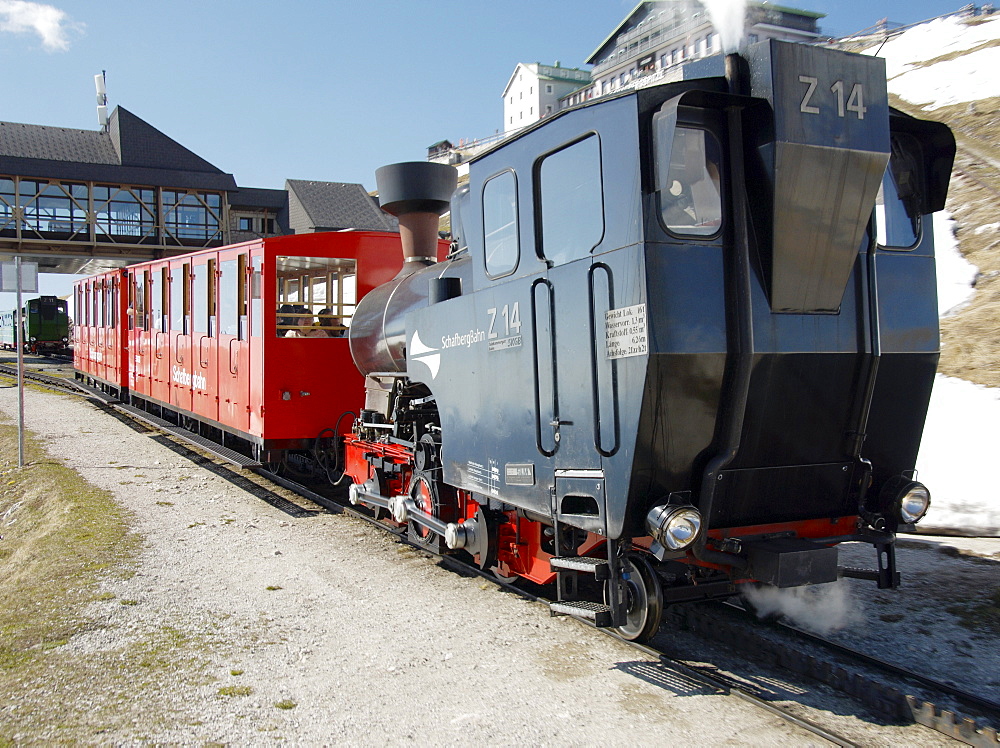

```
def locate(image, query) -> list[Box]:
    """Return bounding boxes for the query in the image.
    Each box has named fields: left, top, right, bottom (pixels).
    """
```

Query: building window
left=537, top=134, right=605, bottom=266
left=546, top=84, right=553, bottom=94
left=94, top=185, right=156, bottom=241
left=239, top=217, right=254, bottom=232
left=264, top=218, right=275, bottom=233
left=161, top=190, right=222, bottom=244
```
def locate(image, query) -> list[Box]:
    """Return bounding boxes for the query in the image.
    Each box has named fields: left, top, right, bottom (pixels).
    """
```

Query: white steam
left=702, top=0, right=748, bottom=54
left=0, top=0, right=78, bottom=52
left=742, top=580, right=864, bottom=635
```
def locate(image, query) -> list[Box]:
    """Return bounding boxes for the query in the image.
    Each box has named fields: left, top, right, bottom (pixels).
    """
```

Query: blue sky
left=0, top=0, right=971, bottom=301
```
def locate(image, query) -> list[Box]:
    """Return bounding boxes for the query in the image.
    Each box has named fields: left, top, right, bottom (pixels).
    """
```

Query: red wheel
left=409, top=475, right=436, bottom=542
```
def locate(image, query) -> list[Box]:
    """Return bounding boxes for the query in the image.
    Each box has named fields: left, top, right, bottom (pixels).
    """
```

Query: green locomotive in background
left=0, top=295, right=71, bottom=355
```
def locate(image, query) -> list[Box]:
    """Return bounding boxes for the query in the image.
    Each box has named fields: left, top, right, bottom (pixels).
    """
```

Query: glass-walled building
left=0, top=106, right=396, bottom=276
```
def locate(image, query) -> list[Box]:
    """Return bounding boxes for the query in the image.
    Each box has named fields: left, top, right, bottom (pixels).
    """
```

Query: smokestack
left=375, top=162, right=458, bottom=265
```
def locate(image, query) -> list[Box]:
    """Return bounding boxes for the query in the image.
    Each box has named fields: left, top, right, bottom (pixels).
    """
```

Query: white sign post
left=1, top=259, right=39, bottom=467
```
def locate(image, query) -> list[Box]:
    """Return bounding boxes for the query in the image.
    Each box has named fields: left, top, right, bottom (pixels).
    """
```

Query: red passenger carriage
left=75, top=231, right=440, bottom=463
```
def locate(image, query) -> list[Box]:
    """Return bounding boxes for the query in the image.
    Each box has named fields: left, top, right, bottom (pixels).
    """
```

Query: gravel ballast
left=1, top=383, right=996, bottom=744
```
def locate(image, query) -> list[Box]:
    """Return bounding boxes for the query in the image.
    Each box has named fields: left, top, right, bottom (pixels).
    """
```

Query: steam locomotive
left=342, top=40, right=954, bottom=640
left=75, top=39, right=955, bottom=643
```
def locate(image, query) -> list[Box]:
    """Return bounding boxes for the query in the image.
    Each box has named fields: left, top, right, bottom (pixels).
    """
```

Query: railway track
left=3, top=362, right=997, bottom=745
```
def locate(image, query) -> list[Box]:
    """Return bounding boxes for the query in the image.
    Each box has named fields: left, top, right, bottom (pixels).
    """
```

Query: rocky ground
left=0, top=381, right=996, bottom=745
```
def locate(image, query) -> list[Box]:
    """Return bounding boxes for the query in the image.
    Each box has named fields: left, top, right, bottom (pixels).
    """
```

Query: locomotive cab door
left=533, top=133, right=606, bottom=476
left=532, top=133, right=619, bottom=533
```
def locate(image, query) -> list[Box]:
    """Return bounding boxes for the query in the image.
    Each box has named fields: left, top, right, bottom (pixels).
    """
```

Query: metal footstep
left=549, top=600, right=614, bottom=627
left=549, top=556, right=611, bottom=580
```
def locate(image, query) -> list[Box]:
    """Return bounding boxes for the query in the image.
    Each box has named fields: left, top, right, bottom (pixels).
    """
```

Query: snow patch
left=934, top=211, right=977, bottom=317
left=890, top=46, right=1000, bottom=109
left=917, top=375, right=1000, bottom=536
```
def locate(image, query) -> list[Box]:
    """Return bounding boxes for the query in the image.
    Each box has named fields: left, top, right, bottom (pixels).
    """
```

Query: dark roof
left=230, top=186, right=288, bottom=210
left=0, top=121, right=118, bottom=163
left=286, top=180, right=398, bottom=232
left=0, top=106, right=237, bottom=192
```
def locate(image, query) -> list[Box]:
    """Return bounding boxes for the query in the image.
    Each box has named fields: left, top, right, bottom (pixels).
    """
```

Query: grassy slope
left=0, top=417, right=227, bottom=742
left=873, top=25, right=1000, bottom=387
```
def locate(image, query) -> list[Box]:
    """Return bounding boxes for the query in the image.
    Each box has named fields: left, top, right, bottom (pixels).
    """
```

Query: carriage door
left=148, top=266, right=170, bottom=404
left=130, top=270, right=152, bottom=397
left=169, top=261, right=193, bottom=412
left=101, top=275, right=121, bottom=382
left=191, top=256, right=218, bottom=422
left=248, top=252, right=264, bottom=435
left=218, top=251, right=250, bottom=431
left=87, top=281, right=101, bottom=379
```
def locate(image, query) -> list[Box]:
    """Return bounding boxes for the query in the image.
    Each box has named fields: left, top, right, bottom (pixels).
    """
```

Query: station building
left=0, top=106, right=395, bottom=276
left=582, top=1, right=823, bottom=101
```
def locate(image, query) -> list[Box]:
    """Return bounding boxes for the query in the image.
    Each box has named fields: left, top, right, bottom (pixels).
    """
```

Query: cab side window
left=483, top=170, right=519, bottom=278
left=655, top=125, right=722, bottom=237
left=536, top=134, right=605, bottom=266
left=876, top=134, right=922, bottom=250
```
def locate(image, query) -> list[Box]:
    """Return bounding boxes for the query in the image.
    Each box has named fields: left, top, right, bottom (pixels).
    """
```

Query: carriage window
left=171, top=263, right=189, bottom=333
left=192, top=264, right=208, bottom=334
left=275, top=256, right=356, bottom=338
left=655, top=125, right=722, bottom=236
left=237, top=255, right=248, bottom=339
left=483, top=170, right=519, bottom=277
left=251, top=255, right=263, bottom=338
left=208, top=259, right=216, bottom=336
left=537, top=134, right=604, bottom=266
left=150, top=268, right=164, bottom=333
left=133, top=272, right=147, bottom=331
left=219, top=259, right=240, bottom=337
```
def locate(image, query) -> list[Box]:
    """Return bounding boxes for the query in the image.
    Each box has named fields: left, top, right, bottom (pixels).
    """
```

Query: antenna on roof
left=95, top=71, right=109, bottom=130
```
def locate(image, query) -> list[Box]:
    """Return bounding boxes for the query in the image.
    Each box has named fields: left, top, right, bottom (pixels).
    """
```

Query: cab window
left=876, top=135, right=923, bottom=250
left=655, top=125, right=722, bottom=236
left=536, top=134, right=604, bottom=266
left=483, top=170, right=518, bottom=278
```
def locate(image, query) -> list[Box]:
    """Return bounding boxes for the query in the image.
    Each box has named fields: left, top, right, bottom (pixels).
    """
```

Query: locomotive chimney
left=375, top=162, right=458, bottom=267
left=724, top=52, right=749, bottom=97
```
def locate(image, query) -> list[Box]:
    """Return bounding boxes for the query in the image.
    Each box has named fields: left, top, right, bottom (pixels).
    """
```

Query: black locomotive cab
left=345, top=39, right=955, bottom=641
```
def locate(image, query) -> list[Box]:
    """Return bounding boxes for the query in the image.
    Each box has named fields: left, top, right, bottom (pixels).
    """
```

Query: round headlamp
left=897, top=481, right=930, bottom=524
left=646, top=504, right=702, bottom=551
left=29, top=336, right=36, bottom=342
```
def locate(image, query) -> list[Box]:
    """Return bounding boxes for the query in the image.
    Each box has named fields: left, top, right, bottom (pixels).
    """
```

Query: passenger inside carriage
left=306, top=308, right=344, bottom=337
